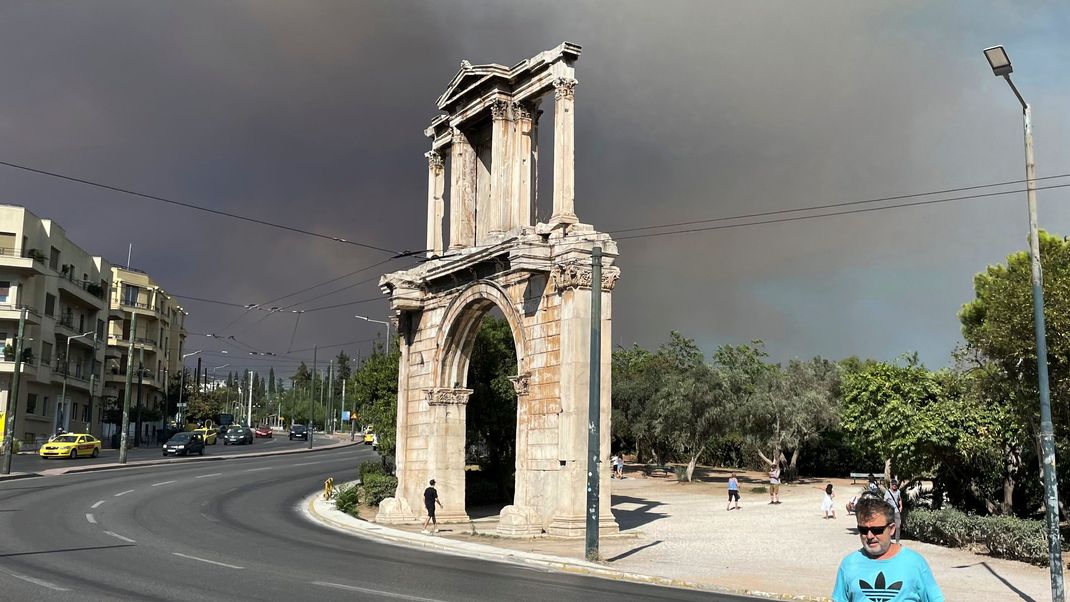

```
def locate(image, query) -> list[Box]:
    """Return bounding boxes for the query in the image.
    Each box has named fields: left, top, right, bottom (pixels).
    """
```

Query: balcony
left=51, top=364, right=93, bottom=390
left=0, top=248, right=47, bottom=275
left=56, top=272, right=107, bottom=308
left=0, top=304, right=42, bottom=325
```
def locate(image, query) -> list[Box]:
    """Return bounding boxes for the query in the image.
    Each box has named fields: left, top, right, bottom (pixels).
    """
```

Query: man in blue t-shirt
left=832, top=496, right=943, bottom=601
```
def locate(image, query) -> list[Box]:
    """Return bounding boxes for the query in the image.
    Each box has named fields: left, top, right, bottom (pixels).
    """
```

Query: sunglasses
left=857, top=524, right=893, bottom=536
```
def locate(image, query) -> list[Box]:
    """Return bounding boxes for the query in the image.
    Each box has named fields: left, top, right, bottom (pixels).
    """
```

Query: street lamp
left=59, top=331, right=95, bottom=434
left=984, top=44, right=1064, bottom=602
left=176, top=350, right=204, bottom=426
left=355, top=314, right=392, bottom=352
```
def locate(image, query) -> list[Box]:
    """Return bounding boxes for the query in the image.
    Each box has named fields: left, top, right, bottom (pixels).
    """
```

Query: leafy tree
left=960, top=231, right=1070, bottom=511
left=611, top=344, right=660, bottom=461
left=465, top=317, right=519, bottom=499
left=351, top=341, right=400, bottom=458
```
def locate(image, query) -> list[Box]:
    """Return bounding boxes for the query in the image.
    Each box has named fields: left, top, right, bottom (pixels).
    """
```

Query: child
left=821, top=483, right=836, bottom=519
left=726, top=473, right=740, bottom=510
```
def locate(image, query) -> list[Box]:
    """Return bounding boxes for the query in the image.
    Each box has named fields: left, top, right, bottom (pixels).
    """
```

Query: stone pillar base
left=433, top=509, right=471, bottom=524
left=496, top=505, right=544, bottom=538
left=375, top=497, right=415, bottom=524
left=546, top=513, right=619, bottom=538
left=548, top=213, right=578, bottom=226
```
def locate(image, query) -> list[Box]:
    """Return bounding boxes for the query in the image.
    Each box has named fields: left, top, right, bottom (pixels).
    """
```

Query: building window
left=97, top=319, right=105, bottom=339
left=25, top=393, right=37, bottom=414
left=81, top=403, right=90, bottom=422
left=0, top=281, right=9, bottom=304
left=42, top=342, right=53, bottom=369
left=23, top=433, right=34, bottom=444
left=42, top=396, right=49, bottom=416
left=44, top=293, right=56, bottom=317
left=122, top=284, right=140, bottom=306
left=49, top=246, right=60, bottom=271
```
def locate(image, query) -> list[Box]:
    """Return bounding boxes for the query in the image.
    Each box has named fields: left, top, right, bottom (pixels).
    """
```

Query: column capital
left=550, top=261, right=620, bottom=293
left=490, top=99, right=512, bottom=121
left=512, top=101, right=534, bottom=122
left=553, top=78, right=578, bottom=100
left=425, top=150, right=444, bottom=171
left=424, top=387, right=473, bottom=406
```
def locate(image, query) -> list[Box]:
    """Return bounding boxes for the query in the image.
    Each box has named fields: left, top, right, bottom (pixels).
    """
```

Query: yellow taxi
left=39, top=433, right=101, bottom=459
left=192, top=427, right=218, bottom=445
left=363, top=430, right=375, bottom=445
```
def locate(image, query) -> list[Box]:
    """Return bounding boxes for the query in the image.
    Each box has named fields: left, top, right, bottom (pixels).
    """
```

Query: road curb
left=302, top=487, right=828, bottom=601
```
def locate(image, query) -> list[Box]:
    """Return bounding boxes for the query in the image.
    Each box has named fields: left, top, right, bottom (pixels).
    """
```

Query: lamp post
left=984, top=44, right=1064, bottom=602
left=59, top=331, right=94, bottom=434
left=355, top=315, right=391, bottom=352
left=176, top=350, right=204, bottom=426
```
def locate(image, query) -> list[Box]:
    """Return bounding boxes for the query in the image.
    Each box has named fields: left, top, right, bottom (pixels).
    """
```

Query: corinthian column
left=488, top=99, right=512, bottom=237
left=425, top=150, right=445, bottom=257
left=449, top=128, right=476, bottom=249
left=550, top=78, right=578, bottom=226
left=513, top=101, right=536, bottom=229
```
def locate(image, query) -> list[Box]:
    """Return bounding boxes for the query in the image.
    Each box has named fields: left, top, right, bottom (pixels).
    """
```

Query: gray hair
left=855, top=495, right=895, bottom=524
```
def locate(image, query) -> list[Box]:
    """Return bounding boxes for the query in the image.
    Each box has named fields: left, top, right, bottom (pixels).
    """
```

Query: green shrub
left=334, top=484, right=360, bottom=515
left=359, top=473, right=397, bottom=506
left=673, top=465, right=688, bottom=482
left=906, top=508, right=1054, bottom=565
left=359, top=461, right=385, bottom=481
left=977, top=515, right=1049, bottom=565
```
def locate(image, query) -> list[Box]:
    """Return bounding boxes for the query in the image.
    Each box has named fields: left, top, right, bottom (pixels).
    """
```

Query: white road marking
left=172, top=553, right=244, bottom=569
left=244, top=467, right=272, bottom=472
left=104, top=531, right=136, bottom=543
left=85, top=513, right=96, bottom=524
left=292, top=461, right=326, bottom=467
left=312, top=582, right=442, bottom=601
left=10, top=573, right=69, bottom=591
left=199, top=512, right=218, bottom=523
left=91, top=500, right=106, bottom=509
left=195, top=473, right=222, bottom=479
left=114, top=489, right=135, bottom=497
left=151, top=480, right=177, bottom=487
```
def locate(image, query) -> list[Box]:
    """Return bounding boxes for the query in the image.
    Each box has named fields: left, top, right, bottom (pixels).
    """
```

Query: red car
left=254, top=425, right=273, bottom=438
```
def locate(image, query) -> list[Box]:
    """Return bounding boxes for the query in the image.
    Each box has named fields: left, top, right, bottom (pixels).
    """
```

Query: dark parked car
left=163, top=432, right=205, bottom=456
left=289, top=424, right=308, bottom=441
left=223, top=427, right=253, bottom=445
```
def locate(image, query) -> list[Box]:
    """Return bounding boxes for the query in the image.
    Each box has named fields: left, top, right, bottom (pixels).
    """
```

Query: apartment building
left=104, top=266, right=186, bottom=443
left=0, top=205, right=111, bottom=447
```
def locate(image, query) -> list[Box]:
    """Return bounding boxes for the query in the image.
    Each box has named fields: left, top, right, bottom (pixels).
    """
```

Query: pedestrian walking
left=821, top=483, right=836, bottom=519
left=768, top=463, right=781, bottom=504
left=866, top=474, right=880, bottom=495
left=614, top=454, right=624, bottom=479
left=832, top=496, right=943, bottom=601
left=422, top=479, right=442, bottom=534
left=726, top=472, right=741, bottom=510
left=610, top=453, right=620, bottom=479
left=884, top=479, right=904, bottom=544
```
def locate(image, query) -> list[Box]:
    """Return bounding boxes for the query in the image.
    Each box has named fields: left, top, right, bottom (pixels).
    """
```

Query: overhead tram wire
left=0, top=159, right=406, bottom=255
left=615, top=182, right=1070, bottom=242
left=608, top=173, right=1070, bottom=236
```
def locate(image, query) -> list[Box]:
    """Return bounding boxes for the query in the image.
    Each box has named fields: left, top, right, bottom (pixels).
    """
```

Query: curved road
left=0, top=445, right=751, bottom=601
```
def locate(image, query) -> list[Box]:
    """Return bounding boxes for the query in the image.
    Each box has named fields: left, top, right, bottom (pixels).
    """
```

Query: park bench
left=643, top=465, right=672, bottom=478
left=850, top=472, right=881, bottom=485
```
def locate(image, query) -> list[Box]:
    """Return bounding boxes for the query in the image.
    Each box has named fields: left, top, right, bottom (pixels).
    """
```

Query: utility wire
left=0, top=159, right=404, bottom=255
left=616, top=182, right=1070, bottom=241
left=609, top=173, right=1070, bottom=235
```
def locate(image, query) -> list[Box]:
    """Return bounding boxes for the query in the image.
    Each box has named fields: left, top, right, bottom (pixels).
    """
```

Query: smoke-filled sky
left=2, top=1, right=1069, bottom=377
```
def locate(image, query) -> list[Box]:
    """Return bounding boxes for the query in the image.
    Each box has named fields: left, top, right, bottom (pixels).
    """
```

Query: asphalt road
left=6, top=431, right=343, bottom=473
left=0, top=445, right=753, bottom=602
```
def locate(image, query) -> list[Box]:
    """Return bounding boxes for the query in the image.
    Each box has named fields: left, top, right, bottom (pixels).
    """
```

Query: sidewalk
left=306, top=467, right=1061, bottom=601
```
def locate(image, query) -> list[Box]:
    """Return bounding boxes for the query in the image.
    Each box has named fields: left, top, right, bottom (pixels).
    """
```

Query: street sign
left=341, top=410, right=350, bottom=421
left=176, top=403, right=187, bottom=408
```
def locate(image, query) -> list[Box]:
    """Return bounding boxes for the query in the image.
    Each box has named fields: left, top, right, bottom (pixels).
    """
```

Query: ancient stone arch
left=376, top=42, right=619, bottom=537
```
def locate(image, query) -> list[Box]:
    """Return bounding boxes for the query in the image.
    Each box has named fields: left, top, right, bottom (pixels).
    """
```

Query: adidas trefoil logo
left=858, top=571, right=903, bottom=601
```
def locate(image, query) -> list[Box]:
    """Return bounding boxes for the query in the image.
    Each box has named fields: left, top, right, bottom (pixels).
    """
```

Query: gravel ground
left=600, top=467, right=1059, bottom=600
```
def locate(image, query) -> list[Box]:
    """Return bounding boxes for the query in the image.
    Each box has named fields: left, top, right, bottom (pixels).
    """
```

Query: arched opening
left=463, top=307, right=518, bottom=519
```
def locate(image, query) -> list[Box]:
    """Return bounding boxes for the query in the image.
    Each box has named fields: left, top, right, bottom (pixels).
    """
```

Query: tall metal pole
left=246, top=370, right=253, bottom=426
left=119, top=312, right=137, bottom=463
left=1, top=308, right=28, bottom=474
left=1022, top=103, right=1064, bottom=601
left=327, top=361, right=334, bottom=434
left=309, top=346, right=316, bottom=449
left=60, top=336, right=72, bottom=432
left=88, top=330, right=98, bottom=435
left=585, top=246, right=602, bottom=561
left=177, top=368, right=185, bottom=426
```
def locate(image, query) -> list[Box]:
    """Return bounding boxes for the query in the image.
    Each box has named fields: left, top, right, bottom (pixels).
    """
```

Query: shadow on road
left=611, top=495, right=668, bottom=530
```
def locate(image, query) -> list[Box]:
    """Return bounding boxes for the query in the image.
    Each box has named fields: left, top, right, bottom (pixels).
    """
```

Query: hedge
left=906, top=507, right=1053, bottom=565
left=334, top=483, right=360, bottom=515
left=360, top=473, right=397, bottom=506
left=359, top=461, right=385, bottom=482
